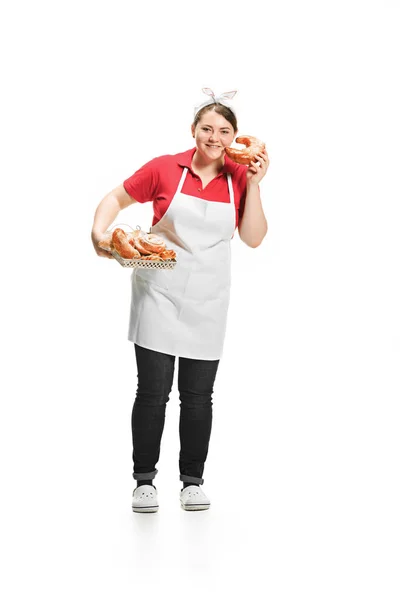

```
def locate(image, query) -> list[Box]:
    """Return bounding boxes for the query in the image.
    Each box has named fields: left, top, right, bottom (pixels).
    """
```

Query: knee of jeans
left=135, top=390, right=171, bottom=407
left=179, top=391, right=213, bottom=407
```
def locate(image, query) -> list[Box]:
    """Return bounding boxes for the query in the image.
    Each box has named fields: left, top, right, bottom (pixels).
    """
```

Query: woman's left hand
left=246, top=150, right=270, bottom=185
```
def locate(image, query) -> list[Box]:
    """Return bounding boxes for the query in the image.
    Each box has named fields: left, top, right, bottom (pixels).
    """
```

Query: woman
left=91, top=89, right=269, bottom=513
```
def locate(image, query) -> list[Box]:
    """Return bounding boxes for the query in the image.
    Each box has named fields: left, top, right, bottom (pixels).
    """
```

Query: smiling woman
left=91, top=87, right=270, bottom=513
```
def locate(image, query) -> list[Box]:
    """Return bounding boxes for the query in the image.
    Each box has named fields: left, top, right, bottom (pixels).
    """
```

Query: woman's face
left=191, top=110, right=236, bottom=163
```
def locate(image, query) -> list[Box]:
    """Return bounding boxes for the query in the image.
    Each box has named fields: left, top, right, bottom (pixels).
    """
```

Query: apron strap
left=177, top=168, right=188, bottom=194
left=227, top=173, right=235, bottom=205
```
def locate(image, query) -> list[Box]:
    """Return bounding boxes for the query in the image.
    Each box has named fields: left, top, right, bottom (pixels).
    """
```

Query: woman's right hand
left=91, top=230, right=115, bottom=259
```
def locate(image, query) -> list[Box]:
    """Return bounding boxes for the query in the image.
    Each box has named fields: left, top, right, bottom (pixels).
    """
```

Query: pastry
left=225, top=135, right=266, bottom=165
left=111, top=228, right=140, bottom=259
left=133, top=233, right=166, bottom=255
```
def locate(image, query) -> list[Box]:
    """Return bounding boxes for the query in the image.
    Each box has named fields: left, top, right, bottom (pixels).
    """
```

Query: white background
left=1, top=0, right=399, bottom=598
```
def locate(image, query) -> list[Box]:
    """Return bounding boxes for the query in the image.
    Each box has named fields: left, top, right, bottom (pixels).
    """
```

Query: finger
left=256, top=153, right=268, bottom=165
left=255, top=156, right=268, bottom=171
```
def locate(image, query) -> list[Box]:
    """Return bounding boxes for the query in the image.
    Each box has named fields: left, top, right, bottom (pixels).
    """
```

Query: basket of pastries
left=98, top=224, right=177, bottom=269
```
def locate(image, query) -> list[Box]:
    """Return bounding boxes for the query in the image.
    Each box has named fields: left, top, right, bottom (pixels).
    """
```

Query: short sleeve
left=123, top=157, right=161, bottom=203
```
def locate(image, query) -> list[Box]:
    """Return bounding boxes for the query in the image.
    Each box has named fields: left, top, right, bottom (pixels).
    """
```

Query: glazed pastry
left=132, top=237, right=153, bottom=255
left=133, top=233, right=166, bottom=255
left=111, top=228, right=140, bottom=259
left=225, top=135, right=266, bottom=165
left=138, top=233, right=166, bottom=254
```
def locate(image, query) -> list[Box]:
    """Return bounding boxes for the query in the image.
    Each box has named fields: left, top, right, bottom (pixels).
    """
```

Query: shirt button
left=197, top=188, right=201, bottom=191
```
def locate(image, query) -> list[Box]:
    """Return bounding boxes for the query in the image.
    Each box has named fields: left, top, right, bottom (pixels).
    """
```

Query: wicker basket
left=106, top=223, right=177, bottom=270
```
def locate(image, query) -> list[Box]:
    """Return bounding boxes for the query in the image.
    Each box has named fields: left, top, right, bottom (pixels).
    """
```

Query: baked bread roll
left=111, top=228, right=140, bottom=259
left=225, top=135, right=266, bottom=165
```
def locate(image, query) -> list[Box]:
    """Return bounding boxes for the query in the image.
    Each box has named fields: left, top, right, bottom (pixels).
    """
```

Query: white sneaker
left=132, top=485, right=159, bottom=513
left=180, top=485, right=210, bottom=511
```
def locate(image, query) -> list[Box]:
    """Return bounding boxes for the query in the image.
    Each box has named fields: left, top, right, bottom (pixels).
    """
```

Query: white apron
left=128, top=167, right=236, bottom=360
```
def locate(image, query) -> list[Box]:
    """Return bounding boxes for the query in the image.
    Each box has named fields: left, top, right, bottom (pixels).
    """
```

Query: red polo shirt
left=123, top=147, right=248, bottom=229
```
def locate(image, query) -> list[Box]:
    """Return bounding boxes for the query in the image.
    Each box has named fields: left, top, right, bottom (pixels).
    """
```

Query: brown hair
left=192, top=103, right=238, bottom=133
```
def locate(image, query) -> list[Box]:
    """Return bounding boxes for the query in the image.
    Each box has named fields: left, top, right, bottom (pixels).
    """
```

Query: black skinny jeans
left=132, top=343, right=220, bottom=485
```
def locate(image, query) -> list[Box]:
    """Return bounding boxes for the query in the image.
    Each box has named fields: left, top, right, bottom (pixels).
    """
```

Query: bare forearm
left=238, top=182, right=268, bottom=248
left=92, top=194, right=121, bottom=234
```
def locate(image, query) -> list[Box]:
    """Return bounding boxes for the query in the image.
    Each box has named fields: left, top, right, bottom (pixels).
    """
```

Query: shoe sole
left=180, top=502, right=210, bottom=511
left=132, top=505, right=159, bottom=513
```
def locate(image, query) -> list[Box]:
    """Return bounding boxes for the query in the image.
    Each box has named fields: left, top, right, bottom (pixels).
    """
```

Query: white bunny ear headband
left=194, top=87, right=238, bottom=118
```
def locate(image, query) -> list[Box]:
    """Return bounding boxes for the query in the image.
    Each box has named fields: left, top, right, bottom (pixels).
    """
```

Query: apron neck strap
left=177, top=168, right=188, bottom=194
left=226, top=173, right=234, bottom=205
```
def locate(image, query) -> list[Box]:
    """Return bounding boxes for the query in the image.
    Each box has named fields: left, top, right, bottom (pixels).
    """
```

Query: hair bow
left=194, top=87, right=238, bottom=118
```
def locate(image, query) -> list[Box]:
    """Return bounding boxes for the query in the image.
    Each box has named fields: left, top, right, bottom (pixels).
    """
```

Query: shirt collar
left=176, top=147, right=236, bottom=175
